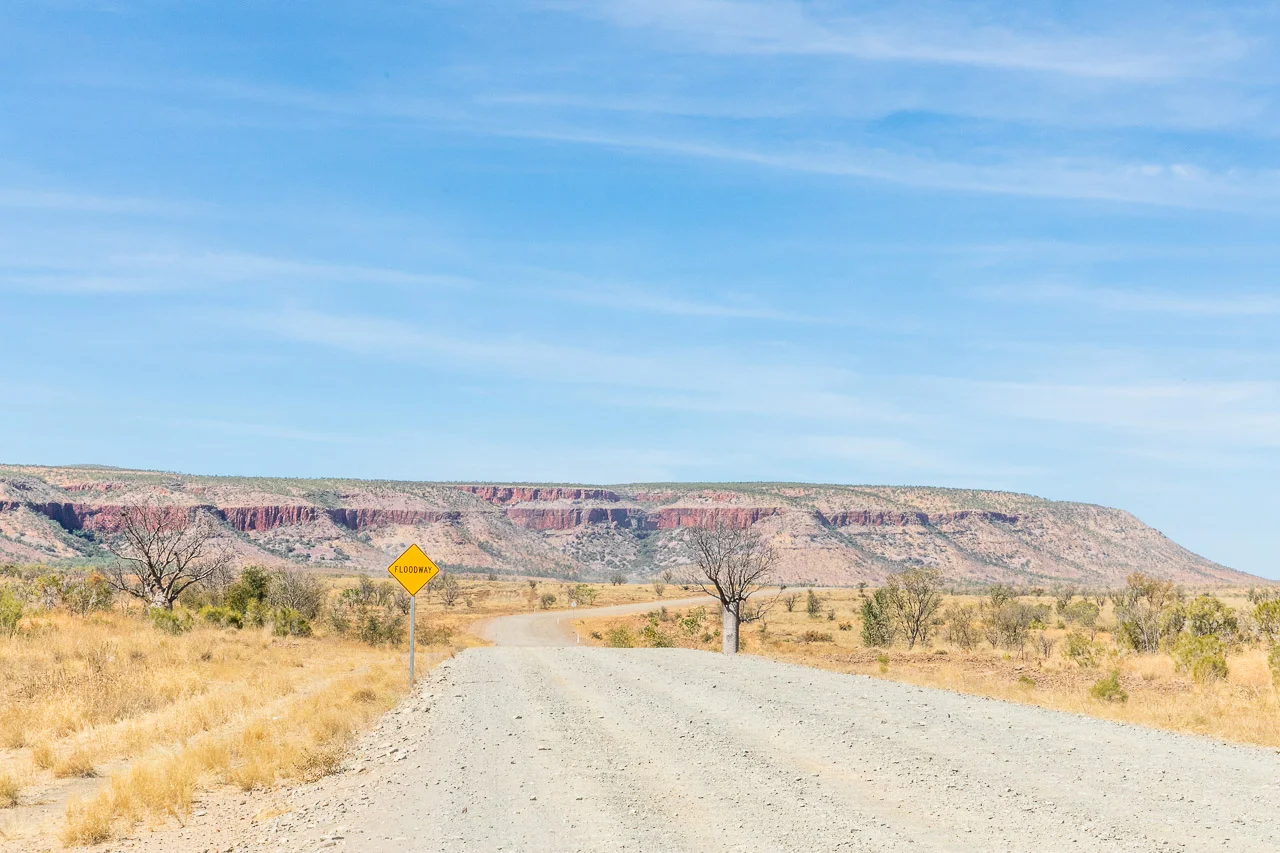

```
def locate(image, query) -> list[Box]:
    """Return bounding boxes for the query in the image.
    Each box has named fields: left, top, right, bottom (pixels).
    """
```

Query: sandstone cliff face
left=456, top=486, right=620, bottom=504
left=0, top=466, right=1255, bottom=586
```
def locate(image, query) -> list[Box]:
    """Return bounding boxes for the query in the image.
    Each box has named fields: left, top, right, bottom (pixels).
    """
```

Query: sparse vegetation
left=1171, top=634, right=1229, bottom=684
left=576, top=583, right=1280, bottom=752
left=1089, top=670, right=1128, bottom=703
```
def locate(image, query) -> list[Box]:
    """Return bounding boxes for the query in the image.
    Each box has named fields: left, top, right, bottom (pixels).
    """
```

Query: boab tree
left=105, top=504, right=231, bottom=609
left=688, top=521, right=779, bottom=655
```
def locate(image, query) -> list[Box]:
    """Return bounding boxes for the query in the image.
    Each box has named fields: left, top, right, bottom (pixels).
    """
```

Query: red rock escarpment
left=0, top=501, right=466, bottom=534
left=818, top=510, right=1020, bottom=527
left=457, top=486, right=620, bottom=505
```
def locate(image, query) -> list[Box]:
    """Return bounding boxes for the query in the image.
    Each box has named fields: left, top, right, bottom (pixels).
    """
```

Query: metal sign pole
left=409, top=594, right=417, bottom=688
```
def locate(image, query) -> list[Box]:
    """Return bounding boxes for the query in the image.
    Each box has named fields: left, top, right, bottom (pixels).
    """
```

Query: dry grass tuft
left=52, top=748, right=98, bottom=778
left=0, top=772, right=20, bottom=808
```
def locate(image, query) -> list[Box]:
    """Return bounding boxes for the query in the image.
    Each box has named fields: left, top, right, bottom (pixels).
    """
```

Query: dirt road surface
left=125, top=598, right=1280, bottom=853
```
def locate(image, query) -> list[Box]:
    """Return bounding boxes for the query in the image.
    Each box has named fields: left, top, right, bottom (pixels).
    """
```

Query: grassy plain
left=0, top=576, right=665, bottom=849
left=574, top=587, right=1280, bottom=750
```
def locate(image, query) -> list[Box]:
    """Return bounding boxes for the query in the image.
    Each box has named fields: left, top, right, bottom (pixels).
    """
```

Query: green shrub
left=244, top=599, right=268, bottom=628
left=1171, top=634, right=1229, bottom=684
left=1186, top=595, right=1239, bottom=642
left=327, top=593, right=405, bottom=646
left=605, top=626, right=635, bottom=648
left=61, top=572, right=113, bottom=615
left=679, top=607, right=707, bottom=636
left=199, top=606, right=243, bottom=629
left=149, top=607, right=193, bottom=635
left=539, top=593, right=557, bottom=610
left=639, top=612, right=674, bottom=647
left=806, top=589, right=822, bottom=618
left=1089, top=670, right=1128, bottom=703
left=568, top=584, right=597, bottom=606
left=224, top=566, right=271, bottom=614
left=860, top=589, right=894, bottom=647
left=0, top=587, right=23, bottom=635
left=1060, top=599, right=1100, bottom=629
left=271, top=607, right=312, bottom=637
left=1062, top=631, right=1104, bottom=668
left=415, top=621, right=453, bottom=646
left=640, top=624, right=674, bottom=647
left=354, top=610, right=404, bottom=646
left=1255, top=600, right=1280, bottom=645
left=944, top=604, right=979, bottom=649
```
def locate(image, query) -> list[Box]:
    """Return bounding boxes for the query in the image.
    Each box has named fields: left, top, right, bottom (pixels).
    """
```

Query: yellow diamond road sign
left=387, top=544, right=440, bottom=596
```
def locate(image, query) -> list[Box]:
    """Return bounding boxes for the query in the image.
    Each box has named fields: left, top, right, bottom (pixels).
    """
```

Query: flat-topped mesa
left=456, top=485, right=621, bottom=505
left=818, top=509, right=1020, bottom=527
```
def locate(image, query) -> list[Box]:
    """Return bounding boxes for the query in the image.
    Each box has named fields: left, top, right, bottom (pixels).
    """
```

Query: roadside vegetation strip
left=574, top=578, right=1280, bottom=751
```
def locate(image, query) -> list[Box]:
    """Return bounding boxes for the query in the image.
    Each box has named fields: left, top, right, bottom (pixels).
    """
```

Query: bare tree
left=887, top=567, right=944, bottom=649
left=105, top=504, right=231, bottom=610
left=688, top=522, right=779, bottom=654
left=269, top=567, right=327, bottom=620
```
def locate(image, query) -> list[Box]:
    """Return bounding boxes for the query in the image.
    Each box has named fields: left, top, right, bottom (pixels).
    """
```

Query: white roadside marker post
left=386, top=544, right=441, bottom=690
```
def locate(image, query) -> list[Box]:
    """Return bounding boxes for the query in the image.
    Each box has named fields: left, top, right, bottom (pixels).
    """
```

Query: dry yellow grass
left=0, top=773, right=18, bottom=809
left=0, top=577, right=670, bottom=849
left=0, top=608, right=407, bottom=848
left=575, top=589, right=1280, bottom=751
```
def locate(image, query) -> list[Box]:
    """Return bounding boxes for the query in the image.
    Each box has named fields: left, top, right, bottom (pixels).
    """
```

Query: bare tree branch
left=104, top=503, right=231, bottom=609
left=688, top=521, right=779, bottom=654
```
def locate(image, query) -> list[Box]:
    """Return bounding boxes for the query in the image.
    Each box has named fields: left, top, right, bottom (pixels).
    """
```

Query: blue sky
left=3, top=1, right=1279, bottom=577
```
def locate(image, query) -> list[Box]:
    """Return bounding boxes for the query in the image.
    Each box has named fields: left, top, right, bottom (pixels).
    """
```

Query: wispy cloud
left=0, top=249, right=472, bottom=295
left=561, top=0, right=1249, bottom=80
left=0, top=188, right=185, bottom=215
left=544, top=282, right=833, bottom=324
left=489, top=125, right=1280, bottom=209
left=974, top=282, right=1280, bottom=316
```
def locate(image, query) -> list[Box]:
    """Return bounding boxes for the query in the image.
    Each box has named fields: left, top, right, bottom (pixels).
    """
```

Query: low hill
left=0, top=464, right=1255, bottom=587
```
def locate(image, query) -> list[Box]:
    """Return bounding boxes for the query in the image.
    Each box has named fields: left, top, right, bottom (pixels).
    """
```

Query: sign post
left=387, top=544, right=441, bottom=688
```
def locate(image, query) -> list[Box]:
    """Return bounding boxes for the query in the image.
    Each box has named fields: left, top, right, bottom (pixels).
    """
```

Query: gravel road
left=217, top=601, right=1280, bottom=852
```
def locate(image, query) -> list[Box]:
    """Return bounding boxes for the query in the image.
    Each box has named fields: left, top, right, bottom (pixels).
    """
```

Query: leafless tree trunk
left=104, top=504, right=231, bottom=609
left=688, top=521, right=779, bottom=655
